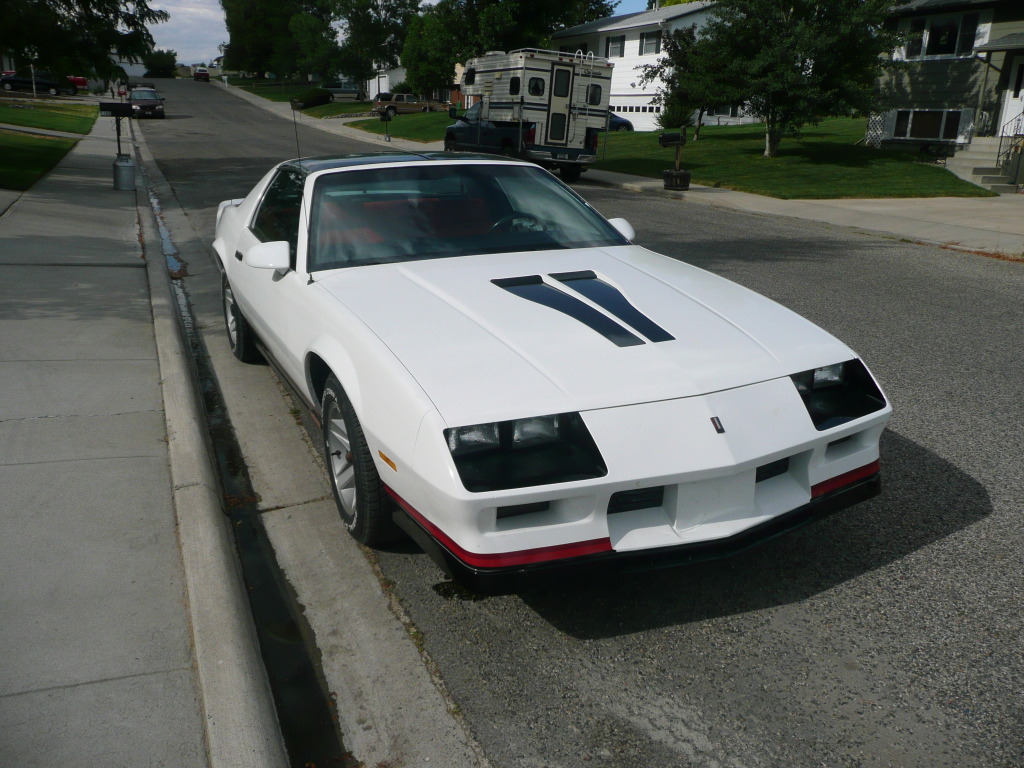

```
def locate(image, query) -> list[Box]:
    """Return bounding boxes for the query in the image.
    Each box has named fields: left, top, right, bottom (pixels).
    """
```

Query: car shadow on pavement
left=515, top=429, right=991, bottom=639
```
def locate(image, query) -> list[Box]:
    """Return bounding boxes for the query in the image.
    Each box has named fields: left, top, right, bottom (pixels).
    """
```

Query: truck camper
left=445, top=48, right=614, bottom=181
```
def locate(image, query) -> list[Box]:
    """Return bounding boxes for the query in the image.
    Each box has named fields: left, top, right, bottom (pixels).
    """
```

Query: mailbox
left=99, top=102, right=133, bottom=118
left=659, top=132, right=686, bottom=148
left=378, top=110, right=392, bottom=122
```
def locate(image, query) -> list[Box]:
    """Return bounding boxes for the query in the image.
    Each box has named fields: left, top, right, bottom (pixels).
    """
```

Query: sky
left=150, top=0, right=650, bottom=67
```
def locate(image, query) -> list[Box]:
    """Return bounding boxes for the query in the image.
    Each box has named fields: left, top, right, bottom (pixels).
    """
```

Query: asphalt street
left=139, top=79, right=1023, bottom=768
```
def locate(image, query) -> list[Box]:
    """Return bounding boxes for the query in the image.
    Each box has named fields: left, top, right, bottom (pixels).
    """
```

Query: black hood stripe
left=551, top=271, right=675, bottom=343
left=493, top=276, right=644, bottom=347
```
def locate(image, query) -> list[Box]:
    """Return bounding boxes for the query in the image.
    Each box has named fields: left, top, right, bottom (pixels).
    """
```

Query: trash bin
left=113, top=154, right=136, bottom=191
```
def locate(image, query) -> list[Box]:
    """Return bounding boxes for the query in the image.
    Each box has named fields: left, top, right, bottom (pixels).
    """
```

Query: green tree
left=334, top=0, right=420, bottom=86
left=289, top=5, right=343, bottom=78
left=702, top=0, right=900, bottom=157
left=143, top=49, right=179, bottom=78
left=637, top=25, right=741, bottom=139
left=0, top=0, right=169, bottom=78
left=221, top=0, right=303, bottom=74
left=401, top=0, right=615, bottom=95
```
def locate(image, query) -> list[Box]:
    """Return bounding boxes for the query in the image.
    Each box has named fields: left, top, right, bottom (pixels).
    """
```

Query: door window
left=553, top=69, right=571, bottom=98
left=251, top=167, right=305, bottom=263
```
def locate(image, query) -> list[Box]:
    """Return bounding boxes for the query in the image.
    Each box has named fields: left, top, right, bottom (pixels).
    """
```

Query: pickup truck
left=372, top=92, right=440, bottom=116
left=443, top=102, right=597, bottom=182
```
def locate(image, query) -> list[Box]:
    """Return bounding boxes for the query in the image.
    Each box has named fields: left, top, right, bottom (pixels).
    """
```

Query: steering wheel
left=490, top=212, right=542, bottom=233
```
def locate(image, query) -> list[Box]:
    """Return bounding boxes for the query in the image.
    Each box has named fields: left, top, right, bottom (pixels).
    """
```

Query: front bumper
left=389, top=469, right=881, bottom=593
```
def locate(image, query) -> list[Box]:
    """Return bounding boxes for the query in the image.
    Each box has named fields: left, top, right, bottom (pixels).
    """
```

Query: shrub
left=291, top=87, right=332, bottom=109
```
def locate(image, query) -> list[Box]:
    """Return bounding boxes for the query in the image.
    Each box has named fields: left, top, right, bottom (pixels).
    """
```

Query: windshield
left=307, top=164, right=627, bottom=272
left=131, top=90, right=159, bottom=100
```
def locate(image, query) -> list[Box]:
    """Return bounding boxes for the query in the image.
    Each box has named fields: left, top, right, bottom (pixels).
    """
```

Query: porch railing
left=996, top=110, right=1024, bottom=181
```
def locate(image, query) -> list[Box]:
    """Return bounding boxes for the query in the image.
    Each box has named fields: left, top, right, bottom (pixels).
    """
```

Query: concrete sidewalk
left=219, top=80, right=1024, bottom=258
left=0, top=116, right=285, bottom=765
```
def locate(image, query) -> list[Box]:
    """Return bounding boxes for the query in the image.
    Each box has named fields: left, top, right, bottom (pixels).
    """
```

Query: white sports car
left=213, top=153, right=891, bottom=589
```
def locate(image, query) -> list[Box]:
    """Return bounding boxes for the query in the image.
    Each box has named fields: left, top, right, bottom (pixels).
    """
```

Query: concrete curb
left=130, top=120, right=289, bottom=768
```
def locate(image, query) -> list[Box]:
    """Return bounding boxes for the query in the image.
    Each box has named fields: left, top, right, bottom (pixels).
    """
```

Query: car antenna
left=291, top=103, right=302, bottom=159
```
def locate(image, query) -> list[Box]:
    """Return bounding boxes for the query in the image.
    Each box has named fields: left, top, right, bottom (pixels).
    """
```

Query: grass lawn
left=348, top=112, right=451, bottom=142
left=0, top=99, right=97, bottom=134
left=594, top=118, right=996, bottom=199
left=229, top=78, right=315, bottom=102
left=0, top=129, right=78, bottom=190
left=304, top=101, right=375, bottom=119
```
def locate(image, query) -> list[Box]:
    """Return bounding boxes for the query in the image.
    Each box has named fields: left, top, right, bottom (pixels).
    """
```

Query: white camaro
left=213, top=154, right=891, bottom=589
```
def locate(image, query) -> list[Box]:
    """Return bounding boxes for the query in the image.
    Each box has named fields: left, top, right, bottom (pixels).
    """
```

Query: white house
left=552, top=1, right=755, bottom=131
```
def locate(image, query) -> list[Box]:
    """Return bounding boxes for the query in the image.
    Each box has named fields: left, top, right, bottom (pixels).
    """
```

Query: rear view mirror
left=608, top=218, right=635, bottom=242
left=244, top=240, right=291, bottom=271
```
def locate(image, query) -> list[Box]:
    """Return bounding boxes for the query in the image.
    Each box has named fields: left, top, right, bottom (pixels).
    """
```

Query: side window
left=251, top=167, right=305, bottom=263
left=528, top=77, right=545, bottom=97
left=464, top=68, right=476, bottom=86
left=464, top=102, right=482, bottom=121
left=509, top=76, right=521, bottom=96
left=586, top=84, right=602, bottom=106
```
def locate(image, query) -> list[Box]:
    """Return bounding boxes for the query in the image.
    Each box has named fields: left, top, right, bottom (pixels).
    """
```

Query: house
left=873, top=0, right=1024, bottom=190
left=551, top=1, right=756, bottom=131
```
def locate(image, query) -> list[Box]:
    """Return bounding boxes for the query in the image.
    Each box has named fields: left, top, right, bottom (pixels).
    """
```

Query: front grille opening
left=608, top=486, right=665, bottom=514
left=756, top=457, right=790, bottom=483
left=496, top=501, right=550, bottom=519
left=828, top=436, right=853, bottom=449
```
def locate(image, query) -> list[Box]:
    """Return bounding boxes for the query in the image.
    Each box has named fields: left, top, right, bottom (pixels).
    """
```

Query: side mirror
left=607, top=218, right=635, bottom=242
left=448, top=106, right=457, bottom=120
left=244, top=240, right=291, bottom=271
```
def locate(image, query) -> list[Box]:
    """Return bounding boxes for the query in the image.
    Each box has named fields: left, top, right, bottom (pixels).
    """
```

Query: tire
left=500, top=143, right=515, bottom=157
left=560, top=164, right=583, bottom=183
left=2, top=82, right=11, bottom=91
left=444, top=136, right=457, bottom=152
left=47, top=86, right=58, bottom=96
left=67, top=86, right=78, bottom=96
left=222, top=274, right=262, bottom=363
left=321, top=375, right=397, bottom=545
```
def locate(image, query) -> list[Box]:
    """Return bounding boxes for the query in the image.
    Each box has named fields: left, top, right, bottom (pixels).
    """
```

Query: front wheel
left=2, top=83, right=11, bottom=91
left=47, top=86, right=59, bottom=96
left=559, top=164, right=583, bottom=183
left=222, top=274, right=262, bottom=363
left=444, top=136, right=457, bottom=152
left=321, top=376, right=397, bottom=546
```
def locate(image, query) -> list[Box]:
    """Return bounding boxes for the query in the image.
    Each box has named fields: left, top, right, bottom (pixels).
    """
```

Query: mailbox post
left=379, top=109, right=392, bottom=142
left=659, top=131, right=691, bottom=191
left=100, top=102, right=136, bottom=190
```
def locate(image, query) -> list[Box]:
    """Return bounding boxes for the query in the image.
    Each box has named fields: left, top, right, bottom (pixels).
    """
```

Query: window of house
left=902, top=12, right=982, bottom=59
left=605, top=35, right=625, bottom=58
left=528, top=77, right=545, bottom=96
left=639, top=31, right=661, bottom=56
left=892, top=109, right=964, bottom=140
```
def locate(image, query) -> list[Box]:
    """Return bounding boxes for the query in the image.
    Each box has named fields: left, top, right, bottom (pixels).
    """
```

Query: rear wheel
left=321, top=375, right=397, bottom=545
left=559, top=164, right=582, bottom=183
left=2, top=83, right=11, bottom=91
left=47, top=86, right=58, bottom=96
left=222, top=274, right=262, bottom=363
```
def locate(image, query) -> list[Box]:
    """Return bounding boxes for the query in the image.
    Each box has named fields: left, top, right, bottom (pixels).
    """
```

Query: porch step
left=946, top=140, right=1017, bottom=193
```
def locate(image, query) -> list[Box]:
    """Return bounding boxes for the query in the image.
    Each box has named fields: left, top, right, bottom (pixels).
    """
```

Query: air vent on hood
left=492, top=275, right=645, bottom=347
left=551, top=271, right=675, bottom=343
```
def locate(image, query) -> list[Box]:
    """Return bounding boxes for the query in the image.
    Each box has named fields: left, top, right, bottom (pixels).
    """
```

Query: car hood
left=314, top=246, right=854, bottom=425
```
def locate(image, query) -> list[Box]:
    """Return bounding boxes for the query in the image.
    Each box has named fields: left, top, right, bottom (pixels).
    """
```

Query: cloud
left=149, top=0, right=228, bottom=66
